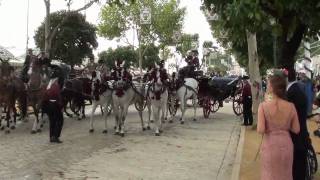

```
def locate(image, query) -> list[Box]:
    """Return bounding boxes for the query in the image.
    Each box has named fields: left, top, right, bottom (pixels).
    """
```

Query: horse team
left=0, top=58, right=200, bottom=137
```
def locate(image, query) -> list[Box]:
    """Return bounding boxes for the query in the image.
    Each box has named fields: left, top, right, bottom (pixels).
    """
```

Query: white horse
left=88, top=73, right=113, bottom=134
left=112, top=80, right=146, bottom=137
left=147, top=68, right=169, bottom=136
left=171, top=77, right=198, bottom=124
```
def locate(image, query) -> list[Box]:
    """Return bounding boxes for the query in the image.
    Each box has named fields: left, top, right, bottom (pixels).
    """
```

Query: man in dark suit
left=42, top=67, right=64, bottom=143
left=241, top=76, right=253, bottom=126
left=286, top=68, right=309, bottom=180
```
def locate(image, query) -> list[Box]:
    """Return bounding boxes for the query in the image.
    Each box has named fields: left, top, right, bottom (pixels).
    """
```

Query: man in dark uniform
left=286, top=68, right=309, bottom=180
left=20, top=48, right=34, bottom=83
left=42, top=67, right=64, bottom=143
left=149, top=60, right=169, bottom=85
left=241, top=76, right=253, bottom=126
left=38, top=51, right=51, bottom=78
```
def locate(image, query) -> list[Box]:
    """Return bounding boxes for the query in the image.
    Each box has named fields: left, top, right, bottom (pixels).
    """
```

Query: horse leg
left=153, top=103, right=161, bottom=136
left=31, top=104, right=39, bottom=134
left=120, top=106, right=129, bottom=137
left=5, top=106, right=11, bottom=134
left=89, top=101, right=98, bottom=133
left=138, top=106, right=146, bottom=131
left=81, top=101, right=86, bottom=119
left=148, top=101, right=154, bottom=123
left=11, top=104, right=17, bottom=130
left=192, top=93, right=197, bottom=121
left=113, top=106, right=120, bottom=135
left=102, top=103, right=108, bottom=134
left=180, top=99, right=186, bottom=124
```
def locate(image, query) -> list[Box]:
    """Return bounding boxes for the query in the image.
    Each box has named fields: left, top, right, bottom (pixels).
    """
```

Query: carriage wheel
left=168, top=95, right=178, bottom=116
left=306, top=144, right=318, bottom=179
left=202, top=97, right=211, bottom=119
left=106, top=104, right=112, bottom=116
left=70, top=100, right=81, bottom=114
left=211, top=99, right=220, bottom=113
left=233, top=93, right=243, bottom=116
left=135, top=99, right=147, bottom=112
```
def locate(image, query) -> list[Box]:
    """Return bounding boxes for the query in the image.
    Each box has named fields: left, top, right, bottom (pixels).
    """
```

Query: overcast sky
left=0, top=0, right=215, bottom=58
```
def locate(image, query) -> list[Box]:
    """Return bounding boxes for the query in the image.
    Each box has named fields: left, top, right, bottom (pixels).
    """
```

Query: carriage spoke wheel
left=70, top=100, right=81, bottom=114
left=202, top=97, right=211, bottom=119
left=134, top=98, right=147, bottom=112
left=210, top=99, right=219, bottom=113
left=233, top=93, right=243, bottom=116
left=168, top=95, right=178, bottom=116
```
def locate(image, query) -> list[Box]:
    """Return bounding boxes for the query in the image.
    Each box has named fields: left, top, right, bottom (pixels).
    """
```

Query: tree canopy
left=34, top=11, right=98, bottom=66
left=98, top=44, right=160, bottom=69
left=98, top=0, right=185, bottom=65
left=176, top=33, right=199, bottom=57
left=203, top=0, right=320, bottom=70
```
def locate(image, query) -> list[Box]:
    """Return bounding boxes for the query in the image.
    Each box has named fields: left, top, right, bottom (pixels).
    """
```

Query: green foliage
left=98, top=44, right=160, bottom=69
left=176, top=33, right=199, bottom=57
left=34, top=11, right=98, bottom=66
left=98, top=46, right=138, bottom=68
left=203, top=0, right=320, bottom=70
left=98, top=0, right=185, bottom=46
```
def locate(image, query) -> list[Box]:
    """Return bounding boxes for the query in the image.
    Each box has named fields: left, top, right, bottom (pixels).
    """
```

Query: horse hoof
left=0, top=126, right=4, bottom=131
left=180, top=121, right=184, bottom=125
left=147, top=126, right=151, bottom=130
left=5, top=130, right=10, bottom=134
left=37, top=129, right=42, bottom=133
left=89, top=129, right=94, bottom=133
left=169, top=120, right=173, bottom=123
left=165, top=117, right=167, bottom=121
left=142, top=127, right=146, bottom=131
left=102, top=130, right=108, bottom=134
left=150, top=120, right=154, bottom=123
left=155, top=133, right=160, bottom=136
left=10, top=126, right=15, bottom=130
left=193, top=119, right=197, bottom=122
left=31, top=130, right=36, bottom=134
left=114, top=126, right=117, bottom=130
left=40, top=124, right=44, bottom=128
left=114, top=132, right=119, bottom=135
left=159, top=130, right=163, bottom=133
left=120, top=133, right=125, bottom=137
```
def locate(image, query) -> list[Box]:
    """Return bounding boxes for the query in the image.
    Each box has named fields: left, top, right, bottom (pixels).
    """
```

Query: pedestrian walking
left=286, top=68, right=309, bottom=180
left=241, top=76, right=253, bottom=126
left=42, top=67, right=64, bottom=143
left=258, top=70, right=300, bottom=180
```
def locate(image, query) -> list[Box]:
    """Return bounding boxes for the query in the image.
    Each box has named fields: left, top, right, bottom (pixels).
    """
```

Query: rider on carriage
left=20, top=48, right=34, bottom=83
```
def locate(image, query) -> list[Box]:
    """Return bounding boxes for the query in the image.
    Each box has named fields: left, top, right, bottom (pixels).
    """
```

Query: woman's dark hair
left=269, top=74, right=287, bottom=99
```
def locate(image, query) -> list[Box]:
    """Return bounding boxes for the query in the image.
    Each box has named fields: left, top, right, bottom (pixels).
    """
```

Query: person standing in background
left=242, top=76, right=253, bottom=126
left=287, top=68, right=309, bottom=180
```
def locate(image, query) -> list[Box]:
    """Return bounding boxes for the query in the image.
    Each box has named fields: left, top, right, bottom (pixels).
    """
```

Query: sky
left=0, top=0, right=215, bottom=58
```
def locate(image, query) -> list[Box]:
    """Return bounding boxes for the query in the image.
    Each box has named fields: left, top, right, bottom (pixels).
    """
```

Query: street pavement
left=0, top=103, right=241, bottom=180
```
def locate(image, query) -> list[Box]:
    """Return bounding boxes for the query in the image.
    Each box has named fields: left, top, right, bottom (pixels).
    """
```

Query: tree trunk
left=278, top=24, right=306, bottom=69
left=246, top=31, right=262, bottom=128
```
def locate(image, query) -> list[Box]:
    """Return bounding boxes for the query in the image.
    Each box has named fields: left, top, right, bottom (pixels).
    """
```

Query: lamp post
left=139, top=7, right=151, bottom=78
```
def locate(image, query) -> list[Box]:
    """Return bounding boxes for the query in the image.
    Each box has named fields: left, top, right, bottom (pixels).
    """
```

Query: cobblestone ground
left=0, top=103, right=241, bottom=180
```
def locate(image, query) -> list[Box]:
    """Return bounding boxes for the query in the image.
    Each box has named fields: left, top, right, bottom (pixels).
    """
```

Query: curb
left=231, top=126, right=246, bottom=180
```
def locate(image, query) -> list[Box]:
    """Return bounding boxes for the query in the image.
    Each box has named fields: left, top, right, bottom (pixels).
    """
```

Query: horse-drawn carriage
left=167, top=72, right=244, bottom=119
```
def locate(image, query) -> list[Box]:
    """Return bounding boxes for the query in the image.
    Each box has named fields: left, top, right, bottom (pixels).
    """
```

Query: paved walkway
left=0, top=103, right=241, bottom=180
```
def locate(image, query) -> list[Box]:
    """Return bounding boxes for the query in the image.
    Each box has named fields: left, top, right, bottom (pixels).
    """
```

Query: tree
left=34, top=11, right=98, bottom=66
left=98, top=0, right=185, bottom=71
left=176, top=33, right=199, bottom=57
left=139, top=44, right=161, bottom=68
left=203, top=0, right=320, bottom=70
left=42, top=0, right=99, bottom=56
left=98, top=46, right=138, bottom=68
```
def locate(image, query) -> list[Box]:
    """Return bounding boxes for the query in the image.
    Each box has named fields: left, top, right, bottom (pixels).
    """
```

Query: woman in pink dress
left=257, top=72, right=300, bottom=180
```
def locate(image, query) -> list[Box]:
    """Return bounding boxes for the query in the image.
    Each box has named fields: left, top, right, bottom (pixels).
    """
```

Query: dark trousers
left=243, top=97, right=253, bottom=125
left=292, top=149, right=307, bottom=180
left=45, top=101, right=64, bottom=140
